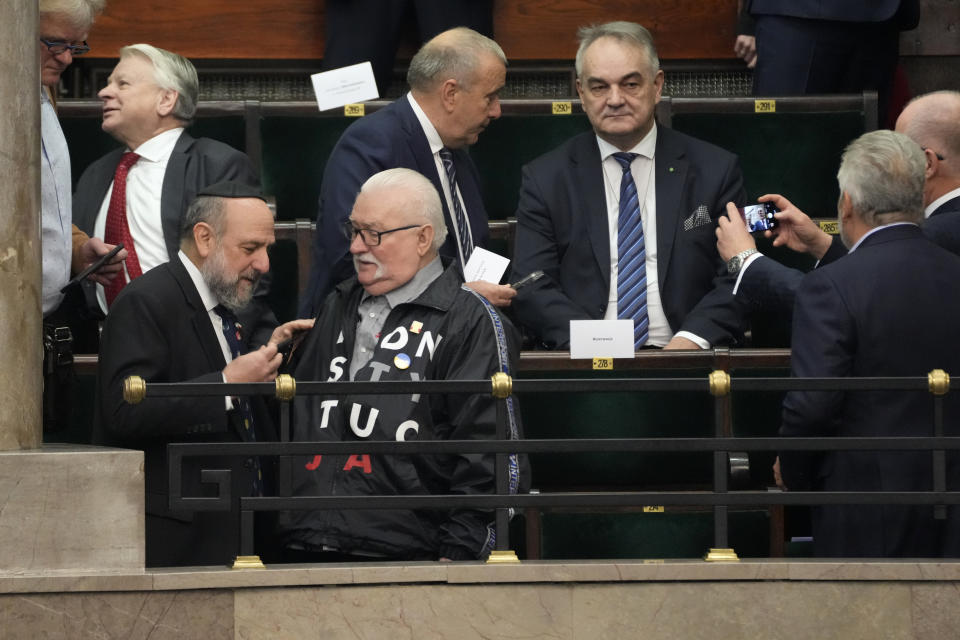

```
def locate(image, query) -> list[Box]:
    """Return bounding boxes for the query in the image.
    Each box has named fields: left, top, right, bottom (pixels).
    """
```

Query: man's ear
left=439, top=78, right=458, bottom=113
left=157, top=89, right=179, bottom=118
left=924, top=147, right=939, bottom=180
left=838, top=191, right=855, bottom=223
left=193, top=222, right=215, bottom=258
left=417, top=225, right=435, bottom=257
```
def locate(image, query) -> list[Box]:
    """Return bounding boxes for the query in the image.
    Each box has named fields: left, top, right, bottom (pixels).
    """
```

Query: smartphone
left=59, top=243, right=124, bottom=293
left=738, top=203, right=779, bottom=233
left=510, top=270, right=544, bottom=290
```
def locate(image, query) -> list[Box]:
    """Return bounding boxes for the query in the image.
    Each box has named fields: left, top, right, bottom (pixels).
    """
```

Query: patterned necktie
left=103, top=152, right=142, bottom=307
left=612, top=152, right=649, bottom=349
left=214, top=304, right=263, bottom=496
left=438, top=147, right=475, bottom=265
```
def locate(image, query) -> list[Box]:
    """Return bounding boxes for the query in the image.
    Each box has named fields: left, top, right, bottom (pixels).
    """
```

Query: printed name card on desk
left=569, top=320, right=635, bottom=359
left=463, top=247, right=510, bottom=284
left=311, top=62, right=379, bottom=112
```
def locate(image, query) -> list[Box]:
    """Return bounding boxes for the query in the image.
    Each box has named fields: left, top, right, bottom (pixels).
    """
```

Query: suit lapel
left=78, top=149, right=125, bottom=233
left=653, top=128, right=688, bottom=289
left=931, top=195, right=960, bottom=217
left=572, top=135, right=611, bottom=283
left=170, top=256, right=227, bottom=371
left=160, top=131, right=193, bottom=260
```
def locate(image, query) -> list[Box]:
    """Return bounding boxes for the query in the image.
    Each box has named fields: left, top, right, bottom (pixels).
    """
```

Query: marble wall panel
left=0, top=590, right=233, bottom=640
left=0, top=446, right=144, bottom=572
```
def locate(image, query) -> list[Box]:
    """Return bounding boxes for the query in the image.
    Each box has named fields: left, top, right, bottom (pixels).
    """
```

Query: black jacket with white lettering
left=279, top=262, right=527, bottom=560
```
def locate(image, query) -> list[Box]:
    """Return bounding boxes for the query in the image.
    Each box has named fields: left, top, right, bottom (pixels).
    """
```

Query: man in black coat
left=95, top=182, right=311, bottom=566
left=777, top=130, right=960, bottom=558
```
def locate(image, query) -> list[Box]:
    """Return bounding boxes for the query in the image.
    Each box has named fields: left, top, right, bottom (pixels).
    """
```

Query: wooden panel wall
left=86, top=0, right=739, bottom=60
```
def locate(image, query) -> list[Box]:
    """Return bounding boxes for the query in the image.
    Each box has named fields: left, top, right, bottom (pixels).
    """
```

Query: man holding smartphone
left=39, top=0, right=126, bottom=432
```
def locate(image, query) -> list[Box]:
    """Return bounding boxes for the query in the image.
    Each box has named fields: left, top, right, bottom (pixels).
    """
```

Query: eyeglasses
left=39, top=38, right=90, bottom=56
left=341, top=221, right=423, bottom=246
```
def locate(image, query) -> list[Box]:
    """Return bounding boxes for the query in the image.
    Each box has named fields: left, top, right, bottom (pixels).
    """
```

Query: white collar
left=596, top=123, right=657, bottom=161
left=129, top=127, right=184, bottom=162
left=925, top=186, right=960, bottom=218
left=179, top=250, right=219, bottom=312
left=406, top=92, right=445, bottom=155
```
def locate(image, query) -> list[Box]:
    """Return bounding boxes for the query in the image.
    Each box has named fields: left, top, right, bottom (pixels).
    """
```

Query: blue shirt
left=40, top=87, right=72, bottom=316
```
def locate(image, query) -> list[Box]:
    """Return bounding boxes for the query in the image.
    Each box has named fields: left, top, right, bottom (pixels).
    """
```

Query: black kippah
left=197, top=180, right=266, bottom=202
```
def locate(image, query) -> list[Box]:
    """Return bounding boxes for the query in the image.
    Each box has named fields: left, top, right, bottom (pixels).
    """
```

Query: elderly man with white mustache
left=279, top=167, right=528, bottom=563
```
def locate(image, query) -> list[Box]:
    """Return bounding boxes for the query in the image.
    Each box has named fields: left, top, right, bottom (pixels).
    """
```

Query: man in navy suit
left=510, top=21, right=747, bottom=350
left=716, top=91, right=960, bottom=316
left=745, top=1, right=920, bottom=123
left=776, top=130, right=960, bottom=558
left=300, top=27, right=515, bottom=317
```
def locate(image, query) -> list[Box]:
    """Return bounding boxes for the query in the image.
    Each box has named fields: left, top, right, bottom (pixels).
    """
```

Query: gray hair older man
left=72, top=43, right=260, bottom=315
left=300, top=27, right=516, bottom=317
left=777, top=130, right=960, bottom=558
left=510, top=21, right=747, bottom=351
left=39, top=0, right=128, bottom=431
left=281, top=167, right=527, bottom=563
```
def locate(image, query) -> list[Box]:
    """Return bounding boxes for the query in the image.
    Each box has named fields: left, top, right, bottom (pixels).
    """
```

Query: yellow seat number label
left=754, top=99, right=776, bottom=113
left=344, top=104, right=365, bottom=117
left=552, top=101, right=573, bottom=115
left=592, top=357, right=613, bottom=370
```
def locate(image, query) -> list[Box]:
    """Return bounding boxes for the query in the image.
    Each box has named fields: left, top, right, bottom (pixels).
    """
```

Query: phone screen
left=740, top=203, right=779, bottom=233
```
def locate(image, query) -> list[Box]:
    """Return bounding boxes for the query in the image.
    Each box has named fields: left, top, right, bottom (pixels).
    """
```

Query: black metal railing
left=121, top=368, right=957, bottom=565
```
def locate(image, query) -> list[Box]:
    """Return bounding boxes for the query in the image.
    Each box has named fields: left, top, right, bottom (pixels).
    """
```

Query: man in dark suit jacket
left=716, top=91, right=960, bottom=317
left=511, top=21, right=746, bottom=350
left=95, top=182, right=312, bottom=567
left=745, top=0, right=920, bottom=123
left=300, top=27, right=515, bottom=317
left=70, top=43, right=268, bottom=335
left=777, top=130, right=960, bottom=558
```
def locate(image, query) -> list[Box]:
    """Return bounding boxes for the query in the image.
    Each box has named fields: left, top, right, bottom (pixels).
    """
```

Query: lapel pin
left=669, top=166, right=675, bottom=173
left=410, top=320, right=423, bottom=334
left=394, top=353, right=411, bottom=370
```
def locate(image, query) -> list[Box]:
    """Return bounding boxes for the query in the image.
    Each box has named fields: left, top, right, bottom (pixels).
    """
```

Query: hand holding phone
left=738, top=203, right=779, bottom=233
left=510, top=270, right=544, bottom=290
left=60, top=243, right=124, bottom=293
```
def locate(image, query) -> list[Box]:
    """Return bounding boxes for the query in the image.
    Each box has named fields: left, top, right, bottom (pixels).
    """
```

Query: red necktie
left=103, top=152, right=142, bottom=307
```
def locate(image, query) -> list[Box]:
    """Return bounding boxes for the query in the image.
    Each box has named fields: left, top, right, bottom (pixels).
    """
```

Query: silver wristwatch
left=726, top=248, right=759, bottom=275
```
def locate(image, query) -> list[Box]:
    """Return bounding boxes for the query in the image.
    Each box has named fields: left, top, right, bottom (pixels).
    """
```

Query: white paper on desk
left=463, top=247, right=510, bottom=284
left=569, top=319, right=635, bottom=359
left=310, top=62, right=379, bottom=112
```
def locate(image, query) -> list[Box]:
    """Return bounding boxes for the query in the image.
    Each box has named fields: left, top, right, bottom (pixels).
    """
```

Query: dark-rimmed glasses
left=341, top=221, right=423, bottom=246
left=40, top=38, right=90, bottom=56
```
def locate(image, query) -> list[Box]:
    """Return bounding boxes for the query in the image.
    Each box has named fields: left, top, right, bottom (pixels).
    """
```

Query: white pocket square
left=683, top=205, right=711, bottom=231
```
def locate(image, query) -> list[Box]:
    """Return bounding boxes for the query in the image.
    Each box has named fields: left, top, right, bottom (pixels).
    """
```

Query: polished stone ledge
left=4, top=559, right=960, bottom=594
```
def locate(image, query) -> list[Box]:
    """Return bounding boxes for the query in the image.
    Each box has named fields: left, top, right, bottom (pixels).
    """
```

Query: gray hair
left=575, top=21, right=660, bottom=80
left=359, top=168, right=448, bottom=251
left=119, top=44, right=199, bottom=123
left=837, top=130, right=925, bottom=226
left=39, top=0, right=105, bottom=31
left=900, top=90, right=960, bottom=168
left=407, top=27, right=506, bottom=92
left=180, top=196, right=226, bottom=244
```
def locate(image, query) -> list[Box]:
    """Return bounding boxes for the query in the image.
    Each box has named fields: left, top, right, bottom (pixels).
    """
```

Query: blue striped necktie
left=612, top=152, right=649, bottom=349
left=438, top=147, right=475, bottom=264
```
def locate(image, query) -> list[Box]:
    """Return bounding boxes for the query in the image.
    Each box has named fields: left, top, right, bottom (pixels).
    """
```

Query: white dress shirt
left=597, top=125, right=707, bottom=348
left=40, top=87, right=72, bottom=316
left=94, top=127, right=185, bottom=313
left=407, top=92, right=474, bottom=264
left=179, top=250, right=234, bottom=408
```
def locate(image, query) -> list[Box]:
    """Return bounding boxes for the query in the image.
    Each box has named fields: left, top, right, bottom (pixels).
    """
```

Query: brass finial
left=929, top=369, right=950, bottom=396
left=275, top=374, right=296, bottom=402
left=123, top=375, right=146, bottom=404
left=491, top=372, right=513, bottom=399
left=708, top=370, right=731, bottom=397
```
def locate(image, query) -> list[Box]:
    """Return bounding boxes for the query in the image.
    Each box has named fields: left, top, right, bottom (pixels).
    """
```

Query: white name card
left=311, top=61, right=379, bottom=112
left=569, top=319, right=635, bottom=359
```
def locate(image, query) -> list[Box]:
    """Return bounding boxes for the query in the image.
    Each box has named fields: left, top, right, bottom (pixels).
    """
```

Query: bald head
left=895, top=91, right=960, bottom=204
